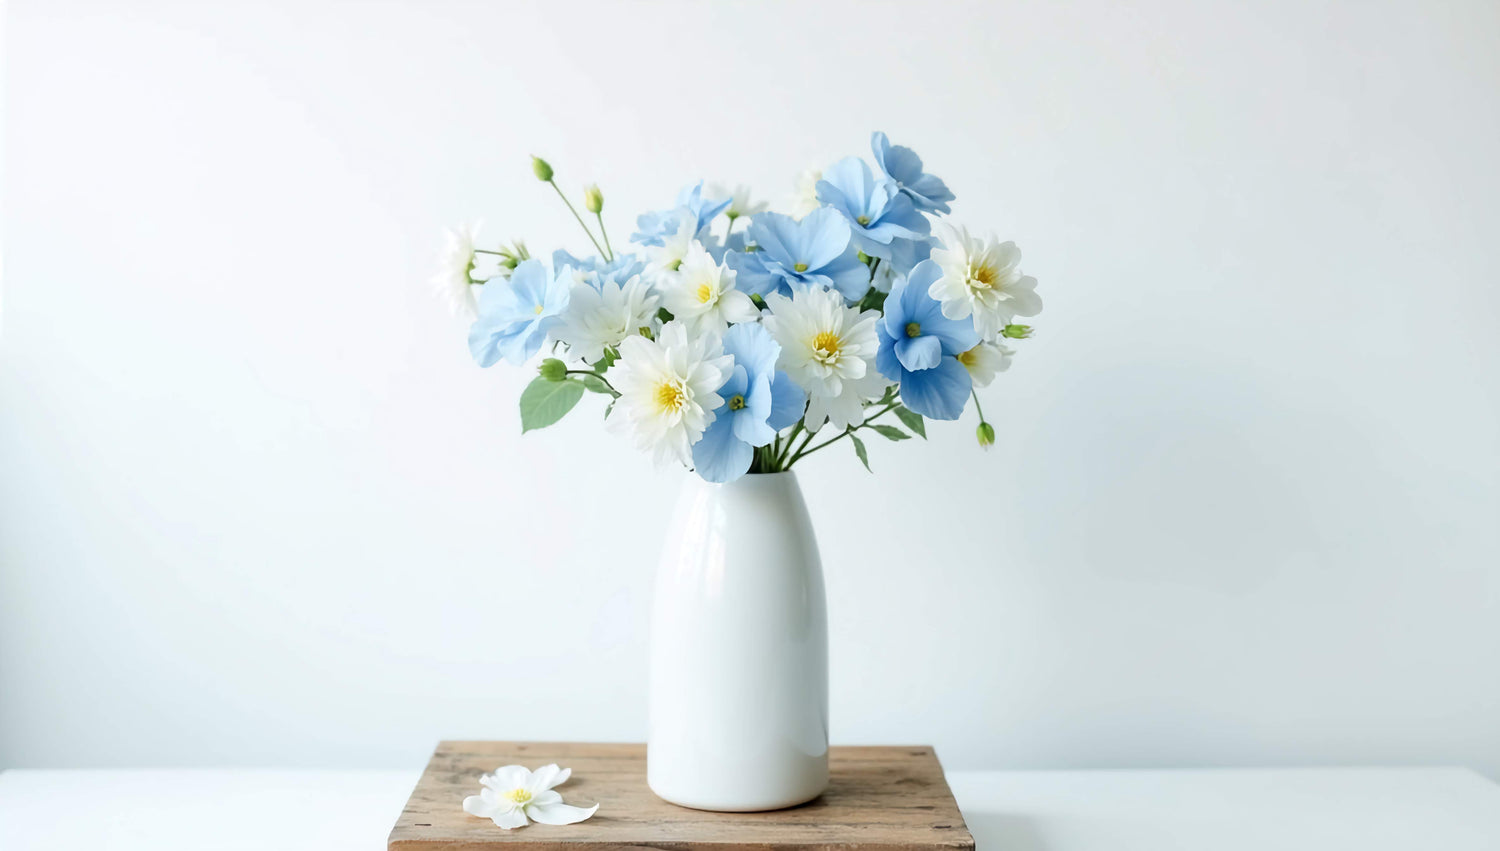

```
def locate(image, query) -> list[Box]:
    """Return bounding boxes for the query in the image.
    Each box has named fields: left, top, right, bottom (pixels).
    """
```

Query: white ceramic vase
left=647, top=471, right=829, bottom=812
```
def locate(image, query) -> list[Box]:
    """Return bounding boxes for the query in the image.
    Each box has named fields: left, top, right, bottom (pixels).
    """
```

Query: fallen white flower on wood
left=462, top=764, right=599, bottom=829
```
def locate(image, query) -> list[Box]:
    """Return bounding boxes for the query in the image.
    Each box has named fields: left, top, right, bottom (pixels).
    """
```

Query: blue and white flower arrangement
left=430, top=133, right=1042, bottom=482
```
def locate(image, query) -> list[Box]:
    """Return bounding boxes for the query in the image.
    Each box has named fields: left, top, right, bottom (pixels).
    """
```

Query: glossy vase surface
left=648, top=471, right=829, bottom=811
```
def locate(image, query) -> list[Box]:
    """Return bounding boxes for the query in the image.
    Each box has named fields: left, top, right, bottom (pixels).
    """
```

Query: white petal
left=482, top=765, right=531, bottom=791
left=491, top=807, right=530, bottom=829
left=463, top=794, right=498, bottom=818
left=526, top=764, right=568, bottom=793
left=525, top=800, right=600, bottom=826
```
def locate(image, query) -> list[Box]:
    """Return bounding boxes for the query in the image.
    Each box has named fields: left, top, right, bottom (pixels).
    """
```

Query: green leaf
left=577, top=374, right=616, bottom=396
left=850, top=433, right=871, bottom=472
left=893, top=406, right=926, bottom=439
left=656, top=307, right=675, bottom=324
left=592, top=348, right=618, bottom=372
left=519, top=376, right=585, bottom=432
left=868, top=424, right=911, bottom=441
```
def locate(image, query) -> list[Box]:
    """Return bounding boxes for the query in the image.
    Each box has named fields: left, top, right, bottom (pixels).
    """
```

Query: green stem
left=595, top=212, right=615, bottom=261
left=970, top=388, right=986, bottom=422
left=565, top=369, right=620, bottom=397
left=774, top=421, right=804, bottom=468
left=549, top=180, right=607, bottom=257
left=785, top=402, right=898, bottom=468
left=474, top=248, right=506, bottom=256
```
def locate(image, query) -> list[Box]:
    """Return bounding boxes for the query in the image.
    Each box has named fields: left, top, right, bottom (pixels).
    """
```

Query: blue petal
left=895, top=334, right=942, bottom=371
left=821, top=247, right=874, bottom=301
left=691, top=413, right=754, bottom=483
left=768, top=371, right=806, bottom=430
left=720, top=363, right=749, bottom=400
left=897, top=356, right=972, bottom=421
left=887, top=237, right=932, bottom=275
left=733, top=373, right=776, bottom=447
left=722, top=323, right=779, bottom=379
left=797, top=207, right=854, bottom=271
left=875, top=323, right=904, bottom=382
left=726, top=251, right=780, bottom=297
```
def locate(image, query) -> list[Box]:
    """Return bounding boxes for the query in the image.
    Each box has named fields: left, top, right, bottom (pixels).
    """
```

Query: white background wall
left=3, top=0, right=1498, bottom=777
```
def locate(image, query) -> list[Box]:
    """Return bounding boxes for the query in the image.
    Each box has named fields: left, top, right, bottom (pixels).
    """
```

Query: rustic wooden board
left=389, top=741, right=974, bottom=851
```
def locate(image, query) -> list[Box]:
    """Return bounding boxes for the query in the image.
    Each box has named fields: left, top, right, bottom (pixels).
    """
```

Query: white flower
left=762, top=286, right=885, bottom=432
left=608, top=321, right=734, bottom=467
left=430, top=221, right=482, bottom=319
left=462, top=764, right=598, bottom=830
left=554, top=274, right=661, bottom=364
left=710, top=182, right=769, bottom=219
left=956, top=341, right=1014, bottom=388
left=790, top=168, right=823, bottom=219
left=646, top=214, right=696, bottom=278
left=658, top=243, right=759, bottom=337
left=929, top=225, right=1042, bottom=341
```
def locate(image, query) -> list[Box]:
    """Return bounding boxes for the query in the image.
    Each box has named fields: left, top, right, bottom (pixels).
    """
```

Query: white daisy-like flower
left=645, top=214, right=696, bottom=278
left=956, top=341, right=1014, bottom=388
left=430, top=221, right=482, bottom=319
left=462, top=764, right=598, bottom=830
left=928, top=225, right=1042, bottom=341
left=710, top=182, right=769, bottom=219
left=554, top=274, right=661, bottom=364
left=658, top=243, right=759, bottom=337
left=789, top=168, right=823, bottom=219
left=608, top=321, right=734, bottom=468
left=762, top=285, right=885, bottom=432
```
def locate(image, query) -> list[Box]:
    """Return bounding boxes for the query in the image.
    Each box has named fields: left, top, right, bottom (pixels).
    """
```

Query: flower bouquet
left=429, top=132, right=1044, bottom=811
left=431, top=132, right=1041, bottom=482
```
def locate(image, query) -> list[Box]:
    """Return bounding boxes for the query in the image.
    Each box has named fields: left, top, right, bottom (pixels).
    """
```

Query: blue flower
left=468, top=259, right=571, bottom=367
left=726, top=208, right=869, bottom=300
left=815, top=156, right=930, bottom=262
left=691, top=323, right=806, bottom=483
left=875, top=259, right=979, bottom=420
left=631, top=182, right=732, bottom=246
left=872, top=131, right=955, bottom=215
left=551, top=249, right=646, bottom=289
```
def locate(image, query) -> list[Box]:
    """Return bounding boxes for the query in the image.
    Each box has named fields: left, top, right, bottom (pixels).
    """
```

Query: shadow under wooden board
left=389, top=741, right=975, bottom=851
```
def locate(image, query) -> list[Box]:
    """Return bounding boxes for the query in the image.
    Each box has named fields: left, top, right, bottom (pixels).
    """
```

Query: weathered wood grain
left=388, top=742, right=974, bottom=851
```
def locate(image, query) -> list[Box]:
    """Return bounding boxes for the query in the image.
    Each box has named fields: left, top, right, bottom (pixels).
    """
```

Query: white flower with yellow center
left=710, top=182, right=770, bottom=220
left=956, top=341, right=1014, bottom=388
left=659, top=243, right=759, bottom=337
left=462, top=764, right=598, bottom=830
left=929, top=225, right=1042, bottom=341
left=645, top=214, right=696, bottom=279
left=608, top=321, right=734, bottom=467
left=429, top=221, right=482, bottom=319
left=789, top=168, right=823, bottom=219
left=762, top=285, right=885, bottom=432
left=555, top=274, right=661, bottom=364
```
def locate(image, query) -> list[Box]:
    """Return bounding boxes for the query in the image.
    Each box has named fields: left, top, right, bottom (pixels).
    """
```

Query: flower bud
left=538, top=358, right=567, bottom=382
left=976, top=422, right=996, bottom=449
left=531, top=156, right=554, bottom=182
left=584, top=184, right=603, bottom=214
left=1002, top=324, right=1034, bottom=339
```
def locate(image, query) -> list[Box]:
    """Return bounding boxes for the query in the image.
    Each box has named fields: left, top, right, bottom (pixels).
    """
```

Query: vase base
left=648, top=781, right=826, bottom=813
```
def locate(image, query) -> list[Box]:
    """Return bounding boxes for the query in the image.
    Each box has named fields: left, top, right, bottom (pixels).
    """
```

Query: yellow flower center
left=969, top=263, right=998, bottom=289
left=695, top=283, right=715, bottom=304
left=793, top=262, right=808, bottom=273
left=957, top=346, right=979, bottom=366
left=856, top=215, right=871, bottom=226
left=653, top=380, right=687, bottom=414
left=504, top=788, right=532, bottom=805
left=533, top=304, right=545, bottom=315
left=811, top=331, right=842, bottom=363
left=905, top=322, right=922, bottom=338
left=727, top=394, right=746, bottom=411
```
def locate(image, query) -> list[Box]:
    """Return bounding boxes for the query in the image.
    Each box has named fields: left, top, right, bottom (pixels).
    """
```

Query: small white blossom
left=929, top=224, right=1042, bottom=341
left=554, top=274, right=661, bottom=364
left=430, top=221, right=482, bottom=319
left=789, top=168, right=823, bottom=219
left=762, top=285, right=886, bottom=432
left=658, top=243, right=759, bottom=338
left=608, top=321, right=734, bottom=467
left=956, top=341, right=1014, bottom=388
left=462, top=764, right=598, bottom=830
left=646, top=214, right=696, bottom=279
left=710, top=182, right=769, bottom=219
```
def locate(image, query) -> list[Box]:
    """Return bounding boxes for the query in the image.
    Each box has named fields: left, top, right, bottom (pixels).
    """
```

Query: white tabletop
left=1, top=766, right=1497, bottom=850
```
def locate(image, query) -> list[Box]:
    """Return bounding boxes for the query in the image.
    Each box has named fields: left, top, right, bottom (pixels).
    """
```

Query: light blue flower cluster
left=448, top=131, right=1039, bottom=482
